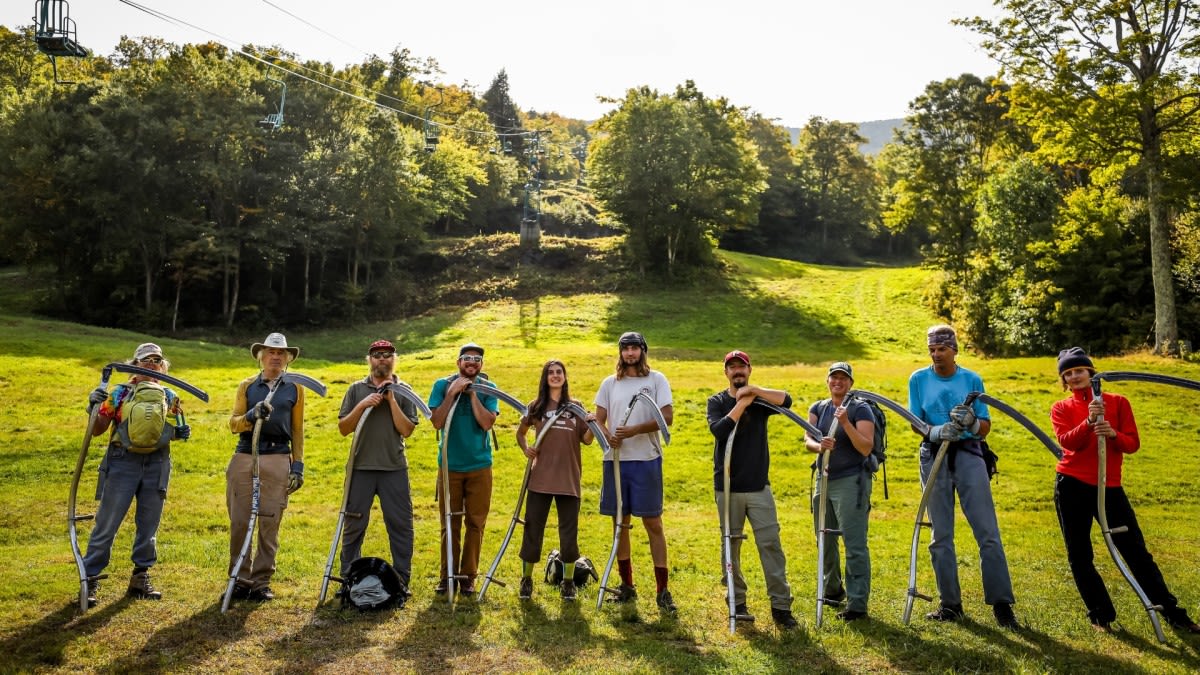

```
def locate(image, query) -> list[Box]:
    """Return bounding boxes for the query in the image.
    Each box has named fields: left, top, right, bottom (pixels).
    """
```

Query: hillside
left=785, top=118, right=902, bottom=156
left=2, top=250, right=1199, bottom=673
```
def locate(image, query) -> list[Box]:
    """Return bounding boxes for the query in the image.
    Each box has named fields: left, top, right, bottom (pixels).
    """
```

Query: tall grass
left=1, top=253, right=1199, bottom=673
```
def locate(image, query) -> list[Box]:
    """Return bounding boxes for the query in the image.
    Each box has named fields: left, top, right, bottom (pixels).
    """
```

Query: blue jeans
left=919, top=443, right=1014, bottom=607
left=83, top=445, right=169, bottom=577
left=814, top=472, right=872, bottom=612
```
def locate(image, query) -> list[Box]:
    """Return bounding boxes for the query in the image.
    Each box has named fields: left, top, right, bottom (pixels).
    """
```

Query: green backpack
left=116, top=381, right=173, bottom=453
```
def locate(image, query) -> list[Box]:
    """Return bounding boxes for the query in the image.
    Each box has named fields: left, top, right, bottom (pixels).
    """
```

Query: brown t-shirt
left=525, top=405, right=588, bottom=497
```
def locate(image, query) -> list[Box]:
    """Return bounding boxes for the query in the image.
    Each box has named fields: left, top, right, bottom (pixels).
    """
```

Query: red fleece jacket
left=1050, top=388, right=1139, bottom=487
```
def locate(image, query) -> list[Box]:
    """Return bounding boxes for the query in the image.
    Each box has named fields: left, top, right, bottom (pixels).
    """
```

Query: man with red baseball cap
left=335, top=339, right=421, bottom=597
left=706, top=349, right=799, bottom=629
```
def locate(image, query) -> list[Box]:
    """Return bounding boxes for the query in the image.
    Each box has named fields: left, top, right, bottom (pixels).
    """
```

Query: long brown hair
left=528, top=359, right=574, bottom=419
left=614, top=351, right=650, bottom=379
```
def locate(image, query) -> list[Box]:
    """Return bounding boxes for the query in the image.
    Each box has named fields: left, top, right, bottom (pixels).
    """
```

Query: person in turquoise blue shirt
left=907, top=324, right=1017, bottom=629
left=428, top=342, right=499, bottom=595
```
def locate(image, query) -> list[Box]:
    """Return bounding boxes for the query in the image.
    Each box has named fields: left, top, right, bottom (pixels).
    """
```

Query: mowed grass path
left=1, top=251, right=1199, bottom=673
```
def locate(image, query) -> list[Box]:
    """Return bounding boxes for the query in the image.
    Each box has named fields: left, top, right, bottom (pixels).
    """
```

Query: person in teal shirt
left=428, top=342, right=499, bottom=595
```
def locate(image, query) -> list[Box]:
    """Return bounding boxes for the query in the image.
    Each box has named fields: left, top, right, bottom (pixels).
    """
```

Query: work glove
left=174, top=424, right=191, bottom=441
left=949, top=404, right=981, bottom=434
left=87, top=387, right=108, bottom=412
left=928, top=421, right=964, bottom=443
left=245, top=401, right=272, bottom=423
left=287, top=460, right=305, bottom=494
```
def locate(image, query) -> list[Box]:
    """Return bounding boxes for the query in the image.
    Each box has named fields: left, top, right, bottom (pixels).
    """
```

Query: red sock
left=618, top=558, right=633, bottom=586
left=654, top=566, right=668, bottom=593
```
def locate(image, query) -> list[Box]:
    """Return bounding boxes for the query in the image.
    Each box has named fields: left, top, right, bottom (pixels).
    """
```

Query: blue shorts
left=599, top=456, right=663, bottom=518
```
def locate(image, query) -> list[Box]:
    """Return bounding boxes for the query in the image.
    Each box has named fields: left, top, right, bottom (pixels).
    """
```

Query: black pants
left=519, top=491, right=580, bottom=565
left=1054, top=473, right=1186, bottom=625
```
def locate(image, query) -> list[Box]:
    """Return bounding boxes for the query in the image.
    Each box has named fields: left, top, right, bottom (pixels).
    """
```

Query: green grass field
left=2, top=251, right=1199, bottom=673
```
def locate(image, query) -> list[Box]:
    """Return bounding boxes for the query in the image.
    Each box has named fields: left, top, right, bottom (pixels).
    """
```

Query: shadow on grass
left=104, top=599, right=252, bottom=673
left=742, top=621, right=853, bottom=674
left=598, top=277, right=868, bottom=366
left=383, top=594, right=485, bottom=672
left=3, top=596, right=133, bottom=669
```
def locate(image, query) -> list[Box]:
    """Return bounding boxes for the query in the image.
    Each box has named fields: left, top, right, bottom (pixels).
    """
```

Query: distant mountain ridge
left=785, top=118, right=903, bottom=156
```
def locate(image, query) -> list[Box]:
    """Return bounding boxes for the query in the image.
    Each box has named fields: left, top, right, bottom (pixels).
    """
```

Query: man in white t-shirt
left=594, top=331, right=676, bottom=613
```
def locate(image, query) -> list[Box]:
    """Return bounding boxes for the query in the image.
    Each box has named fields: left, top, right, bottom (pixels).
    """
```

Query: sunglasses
left=138, top=356, right=164, bottom=365
left=370, top=352, right=395, bottom=359
left=459, top=355, right=483, bottom=363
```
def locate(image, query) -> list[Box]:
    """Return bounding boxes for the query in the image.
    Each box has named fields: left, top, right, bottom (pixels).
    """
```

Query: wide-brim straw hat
left=251, top=332, right=299, bottom=360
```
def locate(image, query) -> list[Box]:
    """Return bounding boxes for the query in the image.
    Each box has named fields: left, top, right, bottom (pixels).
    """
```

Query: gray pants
left=714, top=485, right=793, bottom=610
left=919, top=444, right=1014, bottom=607
left=813, top=472, right=872, bottom=613
left=340, top=468, right=413, bottom=583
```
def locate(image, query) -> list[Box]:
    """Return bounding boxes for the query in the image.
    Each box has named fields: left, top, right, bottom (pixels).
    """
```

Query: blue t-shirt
left=428, top=375, right=500, bottom=472
left=907, top=365, right=989, bottom=439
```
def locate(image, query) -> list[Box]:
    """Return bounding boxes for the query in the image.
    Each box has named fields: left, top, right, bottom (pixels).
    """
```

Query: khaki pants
left=437, top=466, right=492, bottom=585
left=227, top=453, right=290, bottom=589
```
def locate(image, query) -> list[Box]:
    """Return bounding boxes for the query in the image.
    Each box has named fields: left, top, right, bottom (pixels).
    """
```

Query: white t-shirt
left=593, top=370, right=672, bottom=461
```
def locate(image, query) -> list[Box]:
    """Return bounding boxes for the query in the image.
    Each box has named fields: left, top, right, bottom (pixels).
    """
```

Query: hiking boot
left=771, top=607, right=799, bottom=630
left=127, top=569, right=162, bottom=600
left=607, top=583, right=637, bottom=604
left=561, top=580, right=577, bottom=602
left=838, top=609, right=869, bottom=622
left=246, top=586, right=275, bottom=602
left=824, top=586, right=847, bottom=605
left=434, top=579, right=450, bottom=595
left=85, top=579, right=100, bottom=608
left=925, top=603, right=963, bottom=622
left=656, top=589, right=677, bottom=613
left=1163, top=609, right=1200, bottom=634
left=519, top=576, right=533, bottom=600
left=733, top=603, right=755, bottom=623
left=229, top=583, right=252, bottom=601
left=993, top=602, right=1018, bottom=630
left=459, top=581, right=476, bottom=596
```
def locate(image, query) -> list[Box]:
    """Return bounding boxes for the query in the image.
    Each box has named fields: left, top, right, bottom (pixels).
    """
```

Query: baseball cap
left=724, top=350, right=751, bottom=366
left=368, top=339, right=395, bottom=354
left=828, top=361, right=853, bottom=379
left=133, top=343, right=163, bottom=361
left=459, top=342, right=485, bottom=357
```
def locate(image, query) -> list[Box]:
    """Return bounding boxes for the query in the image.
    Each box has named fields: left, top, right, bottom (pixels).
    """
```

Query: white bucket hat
left=251, top=332, right=299, bottom=360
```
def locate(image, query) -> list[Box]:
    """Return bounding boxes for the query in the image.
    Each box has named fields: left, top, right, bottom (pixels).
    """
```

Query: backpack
left=115, top=381, right=173, bottom=454
left=544, top=549, right=600, bottom=587
left=341, top=557, right=408, bottom=611
left=816, top=397, right=890, bottom=498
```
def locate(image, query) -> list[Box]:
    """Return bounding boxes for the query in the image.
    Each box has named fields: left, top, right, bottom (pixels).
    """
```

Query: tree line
left=3, top=1, right=1200, bottom=357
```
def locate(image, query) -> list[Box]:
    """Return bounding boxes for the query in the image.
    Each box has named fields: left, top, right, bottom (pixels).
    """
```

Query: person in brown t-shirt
left=515, top=359, right=595, bottom=601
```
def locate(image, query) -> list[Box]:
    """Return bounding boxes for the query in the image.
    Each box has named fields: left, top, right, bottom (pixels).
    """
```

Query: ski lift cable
left=114, top=0, right=538, bottom=140
left=259, top=0, right=364, bottom=57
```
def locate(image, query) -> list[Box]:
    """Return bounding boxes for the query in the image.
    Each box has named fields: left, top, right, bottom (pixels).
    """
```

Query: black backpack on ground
left=340, top=557, right=408, bottom=611
left=544, top=549, right=600, bottom=586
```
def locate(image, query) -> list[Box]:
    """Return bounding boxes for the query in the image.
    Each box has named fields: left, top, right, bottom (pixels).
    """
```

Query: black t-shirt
left=707, top=390, right=791, bottom=492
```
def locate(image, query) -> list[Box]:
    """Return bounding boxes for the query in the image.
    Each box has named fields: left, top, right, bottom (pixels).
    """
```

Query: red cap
left=368, top=339, right=395, bottom=353
left=724, top=350, right=751, bottom=366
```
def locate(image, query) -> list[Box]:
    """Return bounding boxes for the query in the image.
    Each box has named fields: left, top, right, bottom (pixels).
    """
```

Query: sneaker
left=561, top=580, right=577, bottom=602
left=459, top=582, right=476, bottom=596
left=1163, top=610, right=1200, bottom=634
left=925, top=604, right=964, bottom=622
left=837, top=609, right=869, bottom=622
left=607, top=583, right=637, bottom=603
left=771, top=607, right=799, bottom=630
left=733, top=603, right=755, bottom=623
left=656, top=589, right=677, bottom=613
left=127, top=569, right=162, bottom=600
left=246, top=586, right=275, bottom=602
left=993, top=602, right=1018, bottom=630
left=519, top=576, right=533, bottom=600
left=229, top=583, right=252, bottom=601
left=85, top=579, right=100, bottom=608
left=434, top=579, right=450, bottom=595
left=1091, top=620, right=1113, bottom=633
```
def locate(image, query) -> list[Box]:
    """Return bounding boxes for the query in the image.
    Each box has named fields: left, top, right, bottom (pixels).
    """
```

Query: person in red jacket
left=1050, top=347, right=1200, bottom=634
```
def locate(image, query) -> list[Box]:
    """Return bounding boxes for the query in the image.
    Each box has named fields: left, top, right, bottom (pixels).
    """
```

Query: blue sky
left=10, top=0, right=1004, bottom=125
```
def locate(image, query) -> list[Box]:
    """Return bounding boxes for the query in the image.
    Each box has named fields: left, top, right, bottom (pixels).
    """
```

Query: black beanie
left=1057, top=347, right=1094, bottom=374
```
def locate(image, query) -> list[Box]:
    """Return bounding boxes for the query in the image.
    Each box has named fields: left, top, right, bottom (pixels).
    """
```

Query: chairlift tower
left=519, top=130, right=545, bottom=250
